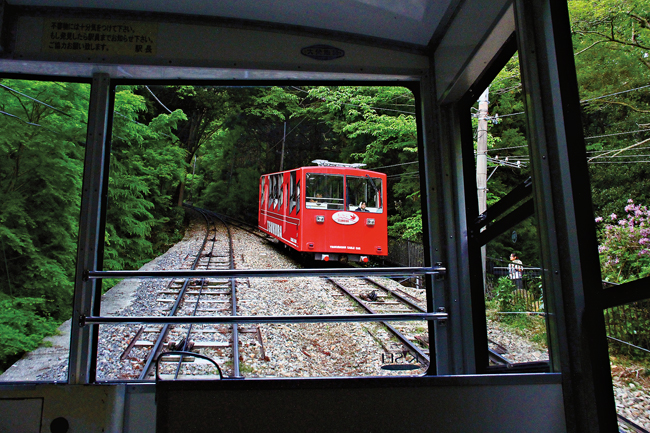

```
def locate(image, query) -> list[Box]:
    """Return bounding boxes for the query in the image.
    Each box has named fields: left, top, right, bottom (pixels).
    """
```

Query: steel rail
left=82, top=312, right=444, bottom=325
left=173, top=211, right=225, bottom=378
left=211, top=212, right=240, bottom=377
left=325, top=277, right=431, bottom=364
left=363, top=277, right=426, bottom=312
left=138, top=208, right=213, bottom=380
left=617, top=414, right=650, bottom=433
left=174, top=276, right=206, bottom=379
left=200, top=207, right=270, bottom=241
left=85, top=266, right=444, bottom=279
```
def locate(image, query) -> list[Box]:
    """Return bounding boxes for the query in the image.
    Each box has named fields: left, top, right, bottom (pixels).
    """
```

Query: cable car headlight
left=316, top=215, right=325, bottom=223
left=366, top=218, right=375, bottom=226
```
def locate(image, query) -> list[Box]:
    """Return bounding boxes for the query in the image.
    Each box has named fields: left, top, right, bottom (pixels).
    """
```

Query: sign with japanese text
left=42, top=19, right=158, bottom=56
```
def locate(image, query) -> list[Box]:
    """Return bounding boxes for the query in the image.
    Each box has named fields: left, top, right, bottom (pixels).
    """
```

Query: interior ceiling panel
left=6, top=0, right=456, bottom=46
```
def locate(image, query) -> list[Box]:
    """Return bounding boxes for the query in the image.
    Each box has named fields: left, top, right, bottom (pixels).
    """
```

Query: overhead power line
left=584, top=129, right=650, bottom=140
left=371, top=161, right=419, bottom=170
left=387, top=171, right=419, bottom=179
left=587, top=145, right=650, bottom=154
left=487, top=144, right=528, bottom=151
left=589, top=160, right=650, bottom=164
left=487, top=156, right=526, bottom=168
left=0, top=109, right=80, bottom=140
left=267, top=117, right=307, bottom=151
left=144, top=86, right=173, bottom=114
left=580, top=84, right=650, bottom=104
left=0, top=83, right=77, bottom=120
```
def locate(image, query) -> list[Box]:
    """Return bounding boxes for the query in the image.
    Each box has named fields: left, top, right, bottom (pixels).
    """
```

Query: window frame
left=63, top=79, right=446, bottom=385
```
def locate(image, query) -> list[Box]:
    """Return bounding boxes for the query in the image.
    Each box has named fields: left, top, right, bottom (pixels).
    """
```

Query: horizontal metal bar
left=476, top=198, right=534, bottom=247
left=85, top=266, right=445, bottom=280
left=602, top=275, right=650, bottom=309
left=607, top=336, right=650, bottom=355
left=473, top=177, right=532, bottom=231
left=81, top=312, right=446, bottom=326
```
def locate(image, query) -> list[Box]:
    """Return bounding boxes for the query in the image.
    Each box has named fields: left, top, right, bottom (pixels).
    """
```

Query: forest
left=1, top=0, right=650, bottom=370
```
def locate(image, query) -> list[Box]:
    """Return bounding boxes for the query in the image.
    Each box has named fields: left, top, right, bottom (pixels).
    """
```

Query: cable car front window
left=347, top=176, right=383, bottom=213
left=305, top=174, right=344, bottom=210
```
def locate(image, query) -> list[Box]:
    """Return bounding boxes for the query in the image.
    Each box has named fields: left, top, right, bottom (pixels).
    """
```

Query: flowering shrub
left=595, top=199, right=650, bottom=283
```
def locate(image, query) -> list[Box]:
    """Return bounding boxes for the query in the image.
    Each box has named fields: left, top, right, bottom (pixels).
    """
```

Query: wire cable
left=0, top=83, right=77, bottom=119
left=584, top=129, right=650, bottom=140
left=0, top=110, right=64, bottom=136
left=144, top=85, right=173, bottom=114
left=371, top=161, right=419, bottom=170
left=580, top=84, right=650, bottom=104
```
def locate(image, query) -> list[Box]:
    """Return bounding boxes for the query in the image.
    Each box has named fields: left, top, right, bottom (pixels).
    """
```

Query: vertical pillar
left=420, top=65, right=475, bottom=375
left=69, top=73, right=111, bottom=385
left=514, top=0, right=616, bottom=430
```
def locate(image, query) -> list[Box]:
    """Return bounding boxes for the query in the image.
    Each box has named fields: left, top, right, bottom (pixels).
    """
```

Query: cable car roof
left=2, top=0, right=514, bottom=102
left=7, top=0, right=457, bottom=47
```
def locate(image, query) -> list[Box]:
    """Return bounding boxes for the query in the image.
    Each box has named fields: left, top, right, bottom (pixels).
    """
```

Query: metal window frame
left=68, top=72, right=112, bottom=385
left=428, top=0, right=619, bottom=429
left=512, top=0, right=616, bottom=430
left=64, top=78, right=455, bottom=384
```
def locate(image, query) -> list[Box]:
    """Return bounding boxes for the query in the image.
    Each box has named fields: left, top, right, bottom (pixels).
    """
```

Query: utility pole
left=279, top=121, right=286, bottom=171
left=476, top=87, right=489, bottom=289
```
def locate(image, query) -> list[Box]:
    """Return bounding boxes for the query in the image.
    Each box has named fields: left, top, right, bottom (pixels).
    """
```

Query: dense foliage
left=595, top=200, right=650, bottom=283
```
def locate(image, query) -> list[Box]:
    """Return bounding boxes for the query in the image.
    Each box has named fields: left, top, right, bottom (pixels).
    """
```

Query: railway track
left=186, top=209, right=434, bottom=371
left=121, top=208, right=242, bottom=380
left=96, top=207, right=440, bottom=379
left=324, top=275, right=430, bottom=369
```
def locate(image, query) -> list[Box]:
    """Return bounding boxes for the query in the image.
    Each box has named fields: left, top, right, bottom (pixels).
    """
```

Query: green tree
left=105, top=86, right=188, bottom=271
left=0, top=79, right=89, bottom=318
left=570, top=0, right=650, bottom=215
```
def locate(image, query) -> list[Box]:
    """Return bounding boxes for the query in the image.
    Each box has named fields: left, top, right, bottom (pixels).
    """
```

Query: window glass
left=0, top=79, right=89, bottom=383
left=289, top=171, right=296, bottom=214
left=570, top=6, right=650, bottom=427
left=296, top=180, right=301, bottom=214
left=81, top=84, right=425, bottom=382
left=347, top=176, right=383, bottom=213
left=305, top=174, right=344, bottom=210
left=269, top=175, right=275, bottom=210
left=468, top=52, right=550, bottom=371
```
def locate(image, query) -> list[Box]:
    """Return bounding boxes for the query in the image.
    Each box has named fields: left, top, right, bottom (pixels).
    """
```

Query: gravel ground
left=3, top=216, right=649, bottom=429
left=487, top=318, right=548, bottom=364
left=233, top=227, right=429, bottom=377
left=612, top=363, right=650, bottom=431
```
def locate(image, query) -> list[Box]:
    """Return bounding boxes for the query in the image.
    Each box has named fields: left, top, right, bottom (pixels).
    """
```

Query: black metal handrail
left=81, top=312, right=446, bottom=326
left=84, top=266, right=444, bottom=280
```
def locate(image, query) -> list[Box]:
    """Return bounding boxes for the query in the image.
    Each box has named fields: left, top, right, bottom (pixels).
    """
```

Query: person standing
left=508, top=252, right=523, bottom=290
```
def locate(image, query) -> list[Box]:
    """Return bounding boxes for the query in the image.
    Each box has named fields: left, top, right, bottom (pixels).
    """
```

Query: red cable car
left=258, top=160, right=388, bottom=262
